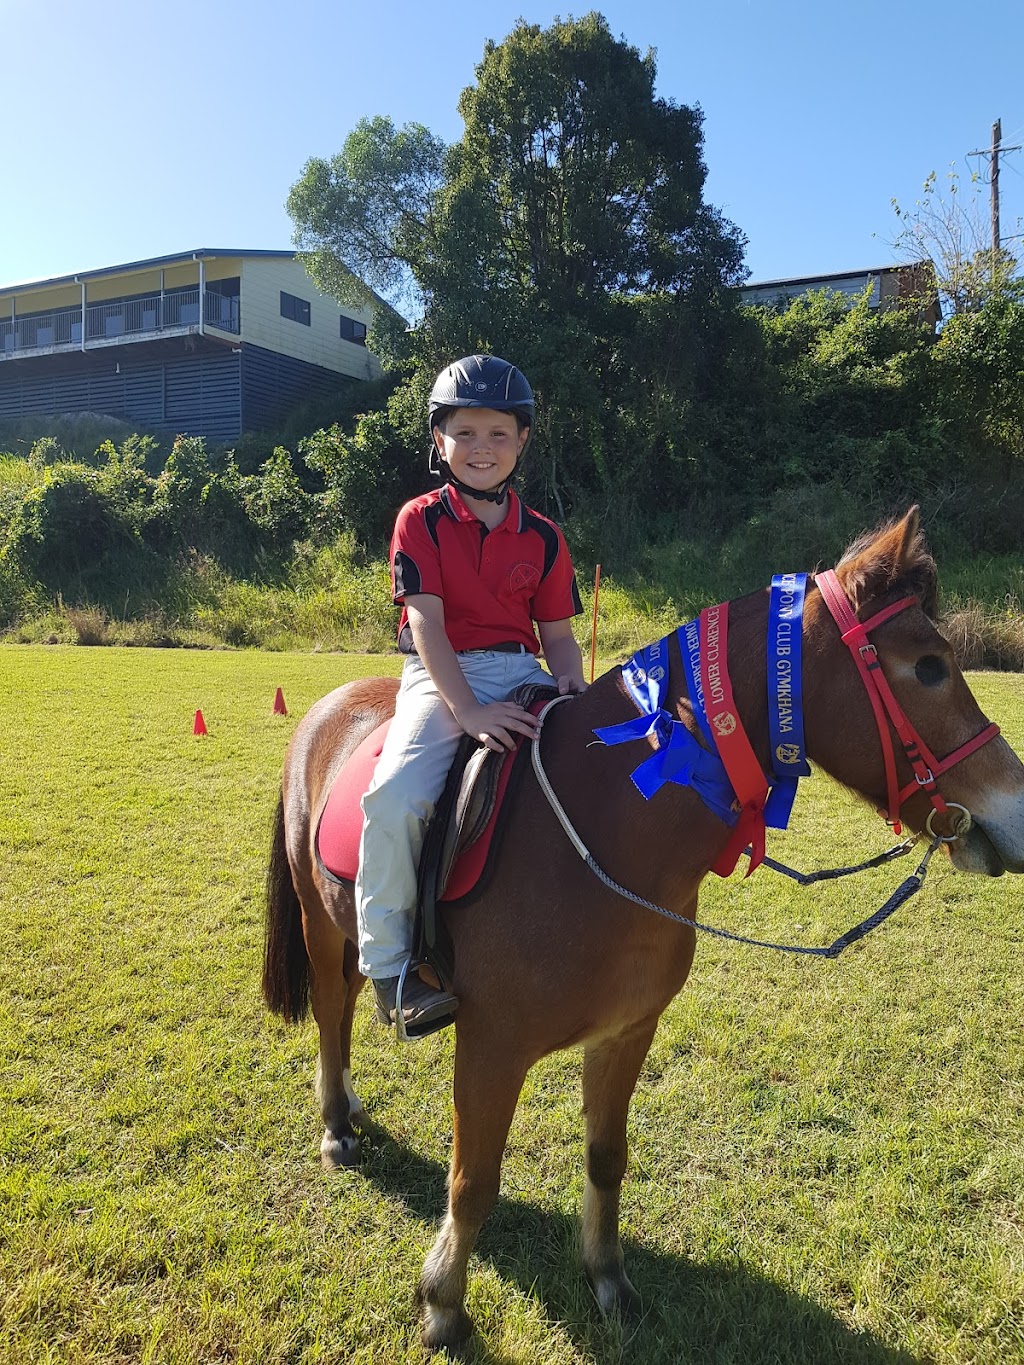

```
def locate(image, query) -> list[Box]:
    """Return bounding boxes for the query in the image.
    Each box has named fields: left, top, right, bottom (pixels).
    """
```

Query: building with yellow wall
left=0, top=249, right=382, bottom=441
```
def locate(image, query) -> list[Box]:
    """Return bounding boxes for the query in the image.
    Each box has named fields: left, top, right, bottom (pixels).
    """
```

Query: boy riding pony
left=356, top=354, right=586, bottom=1035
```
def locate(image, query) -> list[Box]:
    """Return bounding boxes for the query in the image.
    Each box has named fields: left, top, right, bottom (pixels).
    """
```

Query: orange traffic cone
left=193, top=709, right=208, bottom=737
left=272, top=687, right=288, bottom=716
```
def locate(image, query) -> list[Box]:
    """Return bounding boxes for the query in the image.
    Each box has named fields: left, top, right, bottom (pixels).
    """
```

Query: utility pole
left=969, top=119, right=1021, bottom=285
left=991, top=119, right=1001, bottom=265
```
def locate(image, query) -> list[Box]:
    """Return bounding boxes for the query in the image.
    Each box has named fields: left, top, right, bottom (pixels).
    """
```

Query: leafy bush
left=0, top=455, right=45, bottom=540
left=148, top=436, right=266, bottom=570
left=0, top=552, right=34, bottom=627
left=301, top=412, right=404, bottom=547
left=245, top=447, right=312, bottom=548
left=95, top=437, right=158, bottom=534
left=4, top=463, right=139, bottom=588
left=933, top=297, right=1024, bottom=478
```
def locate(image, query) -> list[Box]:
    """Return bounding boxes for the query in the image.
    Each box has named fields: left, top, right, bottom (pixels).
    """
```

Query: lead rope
left=532, top=697, right=946, bottom=960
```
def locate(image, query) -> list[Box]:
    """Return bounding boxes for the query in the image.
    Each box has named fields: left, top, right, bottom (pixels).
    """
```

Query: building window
left=280, top=291, right=311, bottom=325
left=340, top=315, right=367, bottom=346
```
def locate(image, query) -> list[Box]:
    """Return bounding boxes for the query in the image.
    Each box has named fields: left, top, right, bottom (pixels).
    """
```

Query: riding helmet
left=427, top=354, right=535, bottom=502
left=428, top=354, right=534, bottom=434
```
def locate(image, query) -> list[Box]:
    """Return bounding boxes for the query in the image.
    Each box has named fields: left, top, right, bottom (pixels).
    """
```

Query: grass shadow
left=353, top=1120, right=921, bottom=1365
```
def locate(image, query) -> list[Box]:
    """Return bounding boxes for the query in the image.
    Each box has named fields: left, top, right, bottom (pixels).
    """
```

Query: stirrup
left=395, top=958, right=458, bottom=1043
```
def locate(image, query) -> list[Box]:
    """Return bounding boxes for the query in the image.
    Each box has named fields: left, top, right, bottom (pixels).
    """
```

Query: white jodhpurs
left=355, top=650, right=555, bottom=979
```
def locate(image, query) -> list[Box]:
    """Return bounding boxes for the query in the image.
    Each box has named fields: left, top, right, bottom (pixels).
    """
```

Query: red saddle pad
left=314, top=721, right=521, bottom=902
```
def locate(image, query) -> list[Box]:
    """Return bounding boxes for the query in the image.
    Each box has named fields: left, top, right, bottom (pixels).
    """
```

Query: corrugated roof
left=0, top=249, right=295, bottom=295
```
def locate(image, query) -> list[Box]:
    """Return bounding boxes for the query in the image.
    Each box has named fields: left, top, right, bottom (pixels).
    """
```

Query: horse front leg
left=581, top=1019, right=660, bottom=1318
left=305, top=903, right=364, bottom=1168
left=417, top=1031, right=528, bottom=1354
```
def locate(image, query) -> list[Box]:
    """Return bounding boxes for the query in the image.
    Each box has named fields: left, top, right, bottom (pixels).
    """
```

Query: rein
left=533, top=567, right=1002, bottom=957
left=533, top=695, right=952, bottom=958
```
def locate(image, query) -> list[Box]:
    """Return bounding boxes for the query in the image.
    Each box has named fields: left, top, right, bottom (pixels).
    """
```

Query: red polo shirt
left=391, top=484, right=583, bottom=654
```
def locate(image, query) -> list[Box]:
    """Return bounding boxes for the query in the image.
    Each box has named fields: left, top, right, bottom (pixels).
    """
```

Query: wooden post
left=991, top=119, right=1001, bottom=285
left=589, top=564, right=602, bottom=684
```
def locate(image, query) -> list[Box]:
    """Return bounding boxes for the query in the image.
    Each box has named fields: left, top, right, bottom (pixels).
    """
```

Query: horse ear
left=836, top=505, right=937, bottom=616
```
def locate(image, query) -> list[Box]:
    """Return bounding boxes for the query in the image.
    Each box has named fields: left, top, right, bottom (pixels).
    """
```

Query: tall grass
left=2, top=455, right=1022, bottom=666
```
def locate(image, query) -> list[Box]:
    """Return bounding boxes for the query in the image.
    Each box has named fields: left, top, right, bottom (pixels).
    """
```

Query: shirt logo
left=509, top=562, right=541, bottom=593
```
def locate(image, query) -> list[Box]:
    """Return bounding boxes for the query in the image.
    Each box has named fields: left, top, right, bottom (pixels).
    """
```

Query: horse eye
left=915, top=654, right=948, bottom=687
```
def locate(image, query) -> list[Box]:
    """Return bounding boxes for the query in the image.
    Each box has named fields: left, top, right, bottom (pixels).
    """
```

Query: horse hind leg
left=306, top=899, right=365, bottom=1168
left=581, top=1020, right=659, bottom=1319
left=418, top=1033, right=529, bottom=1354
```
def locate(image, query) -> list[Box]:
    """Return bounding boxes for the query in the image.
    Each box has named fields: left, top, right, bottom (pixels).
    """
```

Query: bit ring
left=926, top=803, right=972, bottom=843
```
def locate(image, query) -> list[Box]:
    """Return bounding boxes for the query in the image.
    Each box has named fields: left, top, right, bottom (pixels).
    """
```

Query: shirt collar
left=441, top=483, right=523, bottom=533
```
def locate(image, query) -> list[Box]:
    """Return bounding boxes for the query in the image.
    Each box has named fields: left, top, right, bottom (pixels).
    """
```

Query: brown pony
left=263, top=509, right=1024, bottom=1355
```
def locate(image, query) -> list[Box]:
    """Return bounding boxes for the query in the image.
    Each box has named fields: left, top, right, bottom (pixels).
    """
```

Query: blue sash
left=594, top=577, right=810, bottom=835
left=678, top=617, right=715, bottom=750
left=594, top=630, right=738, bottom=826
left=764, top=573, right=811, bottom=828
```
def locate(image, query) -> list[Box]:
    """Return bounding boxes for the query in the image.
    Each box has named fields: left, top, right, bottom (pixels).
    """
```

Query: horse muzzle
left=948, top=811, right=1024, bottom=876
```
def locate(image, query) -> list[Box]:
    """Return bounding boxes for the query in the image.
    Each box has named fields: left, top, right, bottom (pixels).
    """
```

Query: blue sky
left=3, top=0, right=1022, bottom=290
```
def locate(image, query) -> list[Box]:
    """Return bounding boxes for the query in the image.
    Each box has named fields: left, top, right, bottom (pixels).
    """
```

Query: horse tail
left=262, top=792, right=310, bottom=1023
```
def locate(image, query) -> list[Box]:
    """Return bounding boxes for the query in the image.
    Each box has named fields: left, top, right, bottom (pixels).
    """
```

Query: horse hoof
left=589, top=1271, right=642, bottom=1322
left=420, top=1303, right=474, bottom=1356
left=320, top=1130, right=361, bottom=1169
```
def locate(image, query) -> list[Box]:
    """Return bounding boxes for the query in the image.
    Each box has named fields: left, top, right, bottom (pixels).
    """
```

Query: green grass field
left=2, top=646, right=1023, bottom=1365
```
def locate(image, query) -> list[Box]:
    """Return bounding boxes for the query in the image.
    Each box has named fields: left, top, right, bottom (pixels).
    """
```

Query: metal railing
left=1, top=305, right=82, bottom=351
left=0, top=289, right=240, bottom=356
left=204, top=291, right=240, bottom=332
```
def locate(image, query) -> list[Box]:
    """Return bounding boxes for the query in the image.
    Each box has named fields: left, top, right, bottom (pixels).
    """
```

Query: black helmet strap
left=446, top=472, right=513, bottom=504
left=430, top=448, right=516, bottom=504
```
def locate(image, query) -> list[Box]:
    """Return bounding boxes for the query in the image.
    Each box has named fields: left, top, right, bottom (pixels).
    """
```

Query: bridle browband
left=815, top=568, right=1000, bottom=836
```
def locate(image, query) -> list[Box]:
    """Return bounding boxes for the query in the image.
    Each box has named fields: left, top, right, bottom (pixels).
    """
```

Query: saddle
left=414, top=683, right=559, bottom=991
left=314, top=684, right=561, bottom=990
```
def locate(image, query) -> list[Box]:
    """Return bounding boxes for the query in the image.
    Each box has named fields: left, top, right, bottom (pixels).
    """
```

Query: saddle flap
left=415, top=685, right=561, bottom=990
left=438, top=743, right=505, bottom=893
left=435, top=684, right=561, bottom=897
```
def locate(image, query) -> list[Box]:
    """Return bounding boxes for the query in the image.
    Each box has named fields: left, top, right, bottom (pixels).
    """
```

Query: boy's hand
left=455, top=699, right=542, bottom=752
left=556, top=675, right=587, bottom=695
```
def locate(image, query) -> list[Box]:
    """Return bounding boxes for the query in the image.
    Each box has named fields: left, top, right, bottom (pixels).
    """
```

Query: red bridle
left=815, top=569, right=1000, bottom=835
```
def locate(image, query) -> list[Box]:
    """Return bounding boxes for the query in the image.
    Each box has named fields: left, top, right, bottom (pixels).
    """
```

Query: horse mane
left=835, top=506, right=938, bottom=620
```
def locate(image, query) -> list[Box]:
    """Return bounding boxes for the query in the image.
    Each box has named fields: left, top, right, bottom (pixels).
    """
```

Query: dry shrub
left=942, top=603, right=1024, bottom=671
left=66, top=605, right=112, bottom=646
left=984, top=612, right=1024, bottom=671
left=943, top=606, right=987, bottom=670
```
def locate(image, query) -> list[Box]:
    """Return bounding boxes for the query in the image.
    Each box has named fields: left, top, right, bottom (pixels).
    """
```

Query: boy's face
left=433, top=407, right=528, bottom=497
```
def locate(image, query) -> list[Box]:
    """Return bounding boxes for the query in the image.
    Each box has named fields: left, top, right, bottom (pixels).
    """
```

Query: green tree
left=286, top=13, right=746, bottom=524
left=433, top=15, right=741, bottom=305
left=933, top=296, right=1024, bottom=479
left=288, top=114, right=445, bottom=324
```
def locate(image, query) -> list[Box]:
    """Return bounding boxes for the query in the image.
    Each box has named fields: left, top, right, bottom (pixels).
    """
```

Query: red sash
left=699, top=603, right=769, bottom=876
